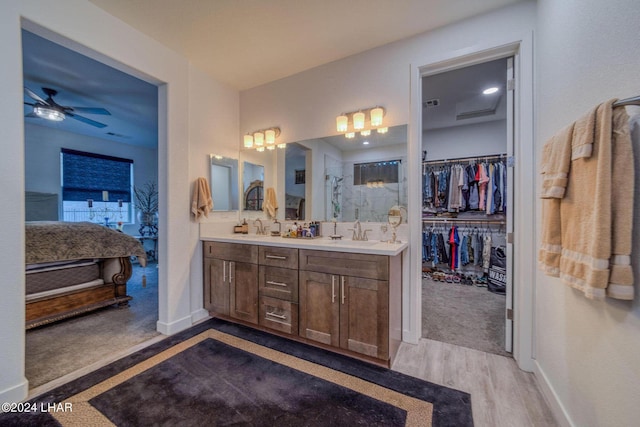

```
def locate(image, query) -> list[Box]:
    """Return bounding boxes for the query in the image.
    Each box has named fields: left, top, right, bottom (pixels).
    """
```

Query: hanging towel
left=556, top=99, right=633, bottom=300
left=540, top=123, right=574, bottom=199
left=571, top=104, right=598, bottom=160
left=606, top=106, right=634, bottom=300
left=263, top=187, right=278, bottom=218
left=191, top=177, right=213, bottom=219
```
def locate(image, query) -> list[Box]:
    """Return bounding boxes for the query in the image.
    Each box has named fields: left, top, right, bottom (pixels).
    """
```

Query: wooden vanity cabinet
left=299, top=250, right=393, bottom=361
left=258, top=246, right=299, bottom=335
left=203, top=242, right=259, bottom=324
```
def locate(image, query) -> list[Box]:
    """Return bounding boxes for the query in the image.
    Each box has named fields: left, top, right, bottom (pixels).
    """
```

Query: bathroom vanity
left=202, top=234, right=407, bottom=367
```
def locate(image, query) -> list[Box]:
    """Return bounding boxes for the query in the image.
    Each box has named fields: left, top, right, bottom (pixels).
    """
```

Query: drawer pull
left=266, top=280, right=288, bottom=288
left=341, top=276, right=345, bottom=304
left=266, top=255, right=288, bottom=260
left=266, top=311, right=287, bottom=320
left=331, top=276, right=336, bottom=303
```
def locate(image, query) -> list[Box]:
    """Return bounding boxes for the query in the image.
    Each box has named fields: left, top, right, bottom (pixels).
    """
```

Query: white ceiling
left=23, top=1, right=521, bottom=147
left=87, top=0, right=523, bottom=91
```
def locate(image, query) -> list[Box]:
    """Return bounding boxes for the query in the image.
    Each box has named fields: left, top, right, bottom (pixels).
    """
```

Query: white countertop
left=201, top=233, right=408, bottom=256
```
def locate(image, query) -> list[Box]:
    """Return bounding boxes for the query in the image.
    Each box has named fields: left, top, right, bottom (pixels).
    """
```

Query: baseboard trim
left=0, top=378, right=28, bottom=407
left=533, top=360, right=574, bottom=427
left=156, top=314, right=193, bottom=336
left=190, top=308, right=210, bottom=324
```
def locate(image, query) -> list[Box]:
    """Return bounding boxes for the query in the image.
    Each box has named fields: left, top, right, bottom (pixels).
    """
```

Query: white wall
left=240, top=0, right=536, bottom=349
left=423, top=120, right=506, bottom=160
left=0, top=0, right=238, bottom=403
left=535, top=1, right=640, bottom=426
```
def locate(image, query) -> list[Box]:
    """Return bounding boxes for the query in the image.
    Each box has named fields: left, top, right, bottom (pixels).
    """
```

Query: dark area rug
left=2, top=318, right=473, bottom=427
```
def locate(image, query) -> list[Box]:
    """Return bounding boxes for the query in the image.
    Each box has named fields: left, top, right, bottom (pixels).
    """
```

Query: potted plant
left=134, top=182, right=158, bottom=236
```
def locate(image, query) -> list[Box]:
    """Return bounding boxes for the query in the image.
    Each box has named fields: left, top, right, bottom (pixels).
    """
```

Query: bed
left=25, top=221, right=147, bottom=329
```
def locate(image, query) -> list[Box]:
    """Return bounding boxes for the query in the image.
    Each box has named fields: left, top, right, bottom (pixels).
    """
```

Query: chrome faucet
left=254, top=218, right=266, bottom=235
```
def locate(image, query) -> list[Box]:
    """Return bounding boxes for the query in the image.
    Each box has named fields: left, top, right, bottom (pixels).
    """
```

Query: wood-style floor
left=393, top=338, right=558, bottom=427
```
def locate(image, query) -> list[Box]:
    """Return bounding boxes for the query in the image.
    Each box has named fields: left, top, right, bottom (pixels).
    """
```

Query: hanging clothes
left=448, top=226, right=460, bottom=270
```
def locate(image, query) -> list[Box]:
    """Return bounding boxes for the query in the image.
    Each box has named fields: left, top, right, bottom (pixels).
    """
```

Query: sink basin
left=329, top=239, right=380, bottom=246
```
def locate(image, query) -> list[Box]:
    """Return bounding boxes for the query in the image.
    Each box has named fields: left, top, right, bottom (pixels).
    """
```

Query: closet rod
left=613, top=96, right=640, bottom=107
left=422, top=217, right=506, bottom=225
left=422, top=153, right=506, bottom=166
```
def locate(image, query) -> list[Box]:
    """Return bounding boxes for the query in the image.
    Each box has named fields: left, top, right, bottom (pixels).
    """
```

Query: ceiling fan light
left=244, top=134, right=254, bottom=148
left=336, top=114, right=348, bottom=132
left=353, top=111, right=365, bottom=130
left=254, top=131, right=264, bottom=147
left=34, top=105, right=65, bottom=122
left=370, top=107, right=384, bottom=126
left=265, top=129, right=276, bottom=145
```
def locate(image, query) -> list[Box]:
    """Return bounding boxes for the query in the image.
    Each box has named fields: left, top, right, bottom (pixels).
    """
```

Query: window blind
left=61, top=148, right=133, bottom=202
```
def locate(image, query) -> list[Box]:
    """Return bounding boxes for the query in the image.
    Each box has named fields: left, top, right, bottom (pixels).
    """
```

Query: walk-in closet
left=421, top=57, right=512, bottom=357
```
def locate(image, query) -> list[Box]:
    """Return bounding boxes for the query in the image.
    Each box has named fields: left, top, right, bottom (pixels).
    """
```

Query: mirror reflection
left=243, top=161, right=264, bottom=210
left=210, top=155, right=239, bottom=211
left=284, top=143, right=308, bottom=220
left=285, top=124, right=407, bottom=222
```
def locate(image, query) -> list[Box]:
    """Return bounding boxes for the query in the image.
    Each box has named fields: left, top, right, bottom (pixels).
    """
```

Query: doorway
left=22, top=27, right=161, bottom=390
left=420, top=57, right=513, bottom=356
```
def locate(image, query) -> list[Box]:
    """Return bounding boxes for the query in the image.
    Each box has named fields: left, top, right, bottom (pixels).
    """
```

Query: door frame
left=407, top=37, right=536, bottom=371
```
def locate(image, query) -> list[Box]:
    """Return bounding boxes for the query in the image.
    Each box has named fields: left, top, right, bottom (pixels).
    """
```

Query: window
left=353, top=160, right=400, bottom=186
left=61, top=148, right=134, bottom=224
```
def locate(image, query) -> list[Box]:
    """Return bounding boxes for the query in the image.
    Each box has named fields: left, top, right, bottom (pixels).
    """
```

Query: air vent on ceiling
left=423, top=99, right=440, bottom=108
left=455, top=95, right=501, bottom=121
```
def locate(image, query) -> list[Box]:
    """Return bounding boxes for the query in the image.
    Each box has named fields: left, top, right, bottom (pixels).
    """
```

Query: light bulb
left=254, top=131, right=264, bottom=146
left=370, top=107, right=383, bottom=126
left=277, top=143, right=286, bottom=149
left=265, top=129, right=276, bottom=145
left=377, top=127, right=388, bottom=134
left=361, top=129, right=371, bottom=136
left=244, top=134, right=254, bottom=148
left=345, top=132, right=355, bottom=139
left=256, top=146, right=265, bottom=152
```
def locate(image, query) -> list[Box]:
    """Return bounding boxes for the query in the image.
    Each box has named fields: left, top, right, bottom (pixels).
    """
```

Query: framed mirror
left=242, top=161, right=264, bottom=210
left=210, top=155, right=239, bottom=211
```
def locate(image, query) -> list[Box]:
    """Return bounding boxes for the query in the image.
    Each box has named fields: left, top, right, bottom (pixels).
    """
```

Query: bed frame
left=25, top=257, right=133, bottom=329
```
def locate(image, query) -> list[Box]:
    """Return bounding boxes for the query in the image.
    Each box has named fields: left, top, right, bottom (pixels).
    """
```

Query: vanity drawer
left=259, top=266, right=299, bottom=303
left=259, top=296, right=299, bottom=336
left=259, top=246, right=298, bottom=269
left=299, top=249, right=389, bottom=280
left=204, top=242, right=258, bottom=264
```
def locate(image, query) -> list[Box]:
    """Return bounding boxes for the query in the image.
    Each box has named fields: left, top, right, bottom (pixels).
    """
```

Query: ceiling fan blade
left=24, top=86, right=47, bottom=104
left=25, top=112, right=38, bottom=118
left=67, top=112, right=108, bottom=128
left=69, top=107, right=111, bottom=115
left=24, top=101, right=36, bottom=106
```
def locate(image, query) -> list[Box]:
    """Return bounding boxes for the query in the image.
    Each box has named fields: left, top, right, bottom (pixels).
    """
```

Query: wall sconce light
left=335, top=106, right=386, bottom=138
left=243, top=127, right=282, bottom=151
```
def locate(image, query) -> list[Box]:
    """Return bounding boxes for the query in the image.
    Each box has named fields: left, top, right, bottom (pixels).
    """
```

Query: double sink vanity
left=202, top=233, right=408, bottom=366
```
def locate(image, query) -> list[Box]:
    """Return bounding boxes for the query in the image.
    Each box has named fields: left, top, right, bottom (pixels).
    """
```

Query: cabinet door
left=204, top=258, right=230, bottom=315
left=229, top=261, right=259, bottom=324
left=299, top=270, right=339, bottom=347
left=339, top=276, right=389, bottom=360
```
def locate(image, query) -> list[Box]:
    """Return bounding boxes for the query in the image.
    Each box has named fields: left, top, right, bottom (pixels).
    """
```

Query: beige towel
left=558, top=99, right=617, bottom=299
left=606, top=106, right=634, bottom=300
left=571, top=104, right=598, bottom=160
left=263, top=187, right=278, bottom=218
left=191, top=177, right=213, bottom=219
left=540, top=123, right=574, bottom=198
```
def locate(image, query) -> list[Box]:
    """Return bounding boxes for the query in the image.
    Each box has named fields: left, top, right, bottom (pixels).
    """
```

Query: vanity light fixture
left=244, top=134, right=254, bottom=148
left=254, top=131, right=264, bottom=147
left=243, top=127, right=282, bottom=151
left=335, top=106, right=386, bottom=138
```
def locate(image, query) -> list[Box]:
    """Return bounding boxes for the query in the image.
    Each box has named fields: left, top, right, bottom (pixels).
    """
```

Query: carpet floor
left=26, top=262, right=160, bottom=389
left=3, top=319, right=474, bottom=427
left=422, top=277, right=510, bottom=357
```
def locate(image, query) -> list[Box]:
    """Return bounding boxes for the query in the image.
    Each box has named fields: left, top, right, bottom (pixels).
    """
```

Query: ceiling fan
left=23, top=86, right=111, bottom=128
